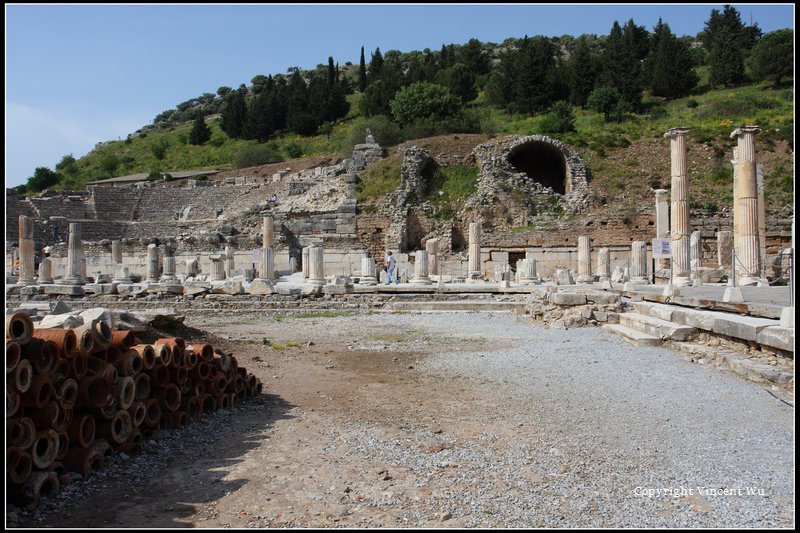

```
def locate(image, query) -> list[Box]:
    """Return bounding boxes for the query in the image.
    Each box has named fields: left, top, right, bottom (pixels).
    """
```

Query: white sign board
left=652, top=239, right=672, bottom=259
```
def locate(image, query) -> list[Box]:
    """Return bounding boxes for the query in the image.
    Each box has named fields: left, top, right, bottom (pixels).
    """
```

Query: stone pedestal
left=468, top=222, right=482, bottom=279
left=630, top=241, right=650, bottom=284
left=411, top=251, right=433, bottom=284
left=209, top=254, right=226, bottom=281
left=308, top=247, right=325, bottom=284
left=60, top=223, right=86, bottom=285
left=360, top=257, right=378, bottom=285
left=576, top=235, right=593, bottom=284
left=426, top=239, right=439, bottom=277
left=731, top=126, right=762, bottom=286
left=17, top=215, right=36, bottom=285
left=302, top=247, right=310, bottom=279
left=37, top=257, right=54, bottom=284
left=664, top=128, right=691, bottom=286
left=145, top=244, right=160, bottom=283
left=517, top=258, right=539, bottom=285
left=690, top=230, right=703, bottom=286
left=654, top=189, right=670, bottom=274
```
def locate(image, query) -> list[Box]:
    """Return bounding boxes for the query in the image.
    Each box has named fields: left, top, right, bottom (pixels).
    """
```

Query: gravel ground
left=10, top=311, right=794, bottom=528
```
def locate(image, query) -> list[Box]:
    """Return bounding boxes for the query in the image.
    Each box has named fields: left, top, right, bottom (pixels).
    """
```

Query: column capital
left=663, top=127, right=690, bottom=139
left=730, top=125, right=761, bottom=139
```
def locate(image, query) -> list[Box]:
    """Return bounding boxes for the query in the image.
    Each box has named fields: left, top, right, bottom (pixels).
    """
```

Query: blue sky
left=5, top=3, right=795, bottom=187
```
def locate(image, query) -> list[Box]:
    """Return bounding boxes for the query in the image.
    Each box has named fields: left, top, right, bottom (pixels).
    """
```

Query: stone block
left=709, top=314, right=775, bottom=342
left=20, top=285, right=44, bottom=296
left=586, top=292, right=619, bottom=305
left=84, top=283, right=117, bottom=295
left=549, top=293, right=587, bottom=306
left=248, top=279, right=275, bottom=295
left=581, top=309, right=594, bottom=319
left=491, top=251, right=509, bottom=263
left=5, top=285, right=21, bottom=296
left=594, top=311, right=608, bottom=322
left=211, top=280, right=243, bottom=295
left=116, top=284, right=148, bottom=296
left=50, top=301, right=73, bottom=314
left=756, top=326, right=794, bottom=352
left=38, top=313, right=84, bottom=329
left=80, top=308, right=114, bottom=328
left=43, top=285, right=85, bottom=296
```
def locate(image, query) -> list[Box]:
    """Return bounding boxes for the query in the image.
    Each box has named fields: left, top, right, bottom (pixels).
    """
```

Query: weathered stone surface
left=84, top=283, right=118, bottom=295
left=554, top=269, right=574, bottom=285
left=38, top=313, right=84, bottom=329
left=19, top=285, right=43, bottom=296
left=549, top=292, right=587, bottom=306
left=586, top=292, right=619, bottom=305
left=116, top=283, right=149, bottom=296
left=211, top=280, right=244, bottom=295
left=80, top=308, right=114, bottom=328
left=248, top=279, right=275, bottom=295
left=43, top=285, right=85, bottom=296
left=756, top=326, right=794, bottom=352
left=323, top=284, right=353, bottom=295
left=50, top=300, right=73, bottom=314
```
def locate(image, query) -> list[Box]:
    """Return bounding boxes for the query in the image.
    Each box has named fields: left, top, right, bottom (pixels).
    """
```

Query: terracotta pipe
left=103, top=362, right=119, bottom=384
left=23, top=375, right=53, bottom=409
left=212, top=354, right=232, bottom=373
left=152, top=344, right=172, bottom=367
left=32, top=328, right=78, bottom=359
left=69, top=352, right=88, bottom=381
left=237, top=366, right=248, bottom=378
left=22, top=338, right=59, bottom=375
left=96, top=409, right=132, bottom=445
left=52, top=357, right=71, bottom=381
left=132, top=344, right=156, bottom=370
left=98, top=395, right=119, bottom=420
left=192, top=380, right=206, bottom=398
left=7, top=446, right=33, bottom=485
left=229, top=355, right=239, bottom=371
left=55, top=431, right=70, bottom=461
left=209, top=374, right=228, bottom=397
left=61, top=446, right=104, bottom=480
left=104, top=344, right=123, bottom=363
left=188, top=343, right=214, bottom=361
left=158, top=409, right=174, bottom=430
left=143, top=399, right=162, bottom=427
left=188, top=396, right=203, bottom=419
left=28, top=400, right=61, bottom=429
left=55, top=378, right=79, bottom=410
left=184, top=350, right=199, bottom=369
left=72, top=323, right=95, bottom=354
left=110, top=329, right=136, bottom=349
left=116, top=350, right=143, bottom=377
left=115, top=376, right=135, bottom=410
left=147, top=364, right=170, bottom=388
left=253, top=377, right=263, bottom=395
left=201, top=393, right=216, bottom=412
left=192, top=360, right=212, bottom=381
left=8, top=470, right=59, bottom=507
left=76, top=375, right=113, bottom=408
left=85, top=355, right=108, bottom=377
left=7, top=388, right=21, bottom=417
left=88, top=319, right=112, bottom=354
left=47, top=461, right=72, bottom=486
left=228, top=392, right=238, bottom=409
left=31, top=429, right=60, bottom=469
left=234, top=375, right=245, bottom=394
left=133, top=372, right=151, bottom=400
left=6, top=312, right=34, bottom=346
left=16, top=417, right=36, bottom=449
left=152, top=384, right=181, bottom=411
left=68, top=414, right=96, bottom=448
left=179, top=376, right=193, bottom=395
left=128, top=426, right=143, bottom=445
left=7, top=418, right=24, bottom=446
left=169, top=366, right=188, bottom=385
left=172, top=410, right=188, bottom=428
left=216, top=394, right=230, bottom=410
left=128, top=401, right=146, bottom=427
left=7, top=339, right=21, bottom=373
left=155, top=337, right=184, bottom=366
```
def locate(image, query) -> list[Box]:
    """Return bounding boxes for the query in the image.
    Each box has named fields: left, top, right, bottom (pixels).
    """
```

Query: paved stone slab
left=548, top=293, right=587, bottom=306
left=602, top=323, right=663, bottom=347
left=248, top=279, right=276, bottom=295
left=619, top=312, right=697, bottom=341
left=43, top=285, right=85, bottom=296
left=116, top=284, right=148, bottom=296
left=755, top=327, right=794, bottom=353
left=211, top=280, right=244, bottom=295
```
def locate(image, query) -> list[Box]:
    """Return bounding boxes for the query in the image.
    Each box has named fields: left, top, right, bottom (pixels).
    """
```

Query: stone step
left=602, top=323, right=663, bottom=347
left=389, top=301, right=525, bottom=312
left=619, top=312, right=697, bottom=341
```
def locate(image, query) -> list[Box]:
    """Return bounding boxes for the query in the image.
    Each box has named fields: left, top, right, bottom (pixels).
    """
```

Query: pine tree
left=703, top=5, right=761, bottom=87
left=188, top=115, right=212, bottom=145
left=513, top=36, right=560, bottom=114
left=220, top=88, right=246, bottom=138
left=599, top=20, right=648, bottom=108
left=566, top=35, right=601, bottom=107
left=746, top=29, right=793, bottom=87
left=646, top=19, right=698, bottom=98
left=359, top=46, right=367, bottom=92
left=485, top=47, right=517, bottom=111
left=369, top=47, right=384, bottom=83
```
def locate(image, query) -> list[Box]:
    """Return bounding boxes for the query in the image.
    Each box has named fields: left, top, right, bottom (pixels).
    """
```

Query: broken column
left=224, top=246, right=235, bottom=278
left=159, top=246, right=179, bottom=285
left=468, top=222, right=482, bottom=279
left=518, top=258, right=539, bottom=284
left=576, top=235, right=593, bottom=284
left=307, top=246, right=325, bottom=285
left=717, top=231, right=733, bottom=268
left=112, top=239, right=132, bottom=283
left=261, top=216, right=275, bottom=280
left=690, top=230, right=703, bottom=285
left=654, top=189, right=670, bottom=276
left=17, top=215, right=36, bottom=285
left=302, top=247, right=310, bottom=279
left=426, top=238, right=439, bottom=277
left=730, top=126, right=762, bottom=286
left=664, top=127, right=691, bottom=286
left=209, top=254, right=226, bottom=281
left=630, top=241, right=650, bottom=284
left=37, top=257, right=54, bottom=284
left=145, top=244, right=160, bottom=283
left=60, top=223, right=85, bottom=285
left=360, top=257, right=378, bottom=285
left=410, top=250, right=432, bottom=285
left=598, top=248, right=611, bottom=282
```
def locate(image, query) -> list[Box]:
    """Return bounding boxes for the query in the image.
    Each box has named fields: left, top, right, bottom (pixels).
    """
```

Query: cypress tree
left=327, top=57, right=335, bottom=89
left=188, top=115, right=212, bottom=145
left=359, top=46, right=367, bottom=92
left=566, top=35, right=601, bottom=107
left=220, top=88, right=246, bottom=139
left=646, top=19, right=698, bottom=98
left=703, top=5, right=761, bottom=87
left=369, top=47, right=384, bottom=83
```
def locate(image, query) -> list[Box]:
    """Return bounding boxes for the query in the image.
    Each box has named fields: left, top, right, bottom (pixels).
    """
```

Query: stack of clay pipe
left=6, top=311, right=263, bottom=508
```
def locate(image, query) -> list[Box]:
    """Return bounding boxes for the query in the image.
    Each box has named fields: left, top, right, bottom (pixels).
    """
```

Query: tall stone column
left=426, top=238, right=439, bottom=276
left=690, top=230, right=703, bottom=284
left=360, top=257, right=378, bottom=285
left=145, top=244, right=160, bottom=283
left=731, top=147, right=739, bottom=258
left=576, top=235, right=593, bottom=284
left=209, top=254, right=226, bottom=281
left=262, top=216, right=274, bottom=247
left=730, top=126, right=761, bottom=286
left=160, top=247, right=179, bottom=284
left=60, top=223, right=85, bottom=285
left=597, top=248, right=611, bottom=282
left=664, top=128, right=691, bottom=286
left=112, top=239, right=132, bottom=283
left=37, top=257, right=54, bottom=284
left=111, top=239, right=123, bottom=265
left=756, top=163, right=766, bottom=277
left=518, top=258, right=539, bottom=284
left=654, top=189, right=670, bottom=274
left=630, top=241, right=650, bottom=284
left=716, top=231, right=733, bottom=268
left=308, top=246, right=325, bottom=284
left=468, top=222, right=482, bottom=279
left=261, top=216, right=275, bottom=280
left=17, top=215, right=36, bottom=285
left=410, top=250, right=432, bottom=285
left=302, top=247, right=310, bottom=279
left=224, top=246, right=235, bottom=277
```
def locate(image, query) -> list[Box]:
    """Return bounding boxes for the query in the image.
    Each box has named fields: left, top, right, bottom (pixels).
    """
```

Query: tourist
left=43, top=244, right=51, bottom=258
left=385, top=251, right=398, bottom=285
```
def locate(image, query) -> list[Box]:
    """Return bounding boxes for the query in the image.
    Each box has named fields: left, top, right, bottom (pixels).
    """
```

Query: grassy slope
left=57, top=81, right=793, bottom=215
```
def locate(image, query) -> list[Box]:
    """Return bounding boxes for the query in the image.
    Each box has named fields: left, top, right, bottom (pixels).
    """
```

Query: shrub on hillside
left=538, top=101, right=576, bottom=134
left=234, top=144, right=283, bottom=169
left=285, top=143, right=303, bottom=159
left=340, top=116, right=403, bottom=157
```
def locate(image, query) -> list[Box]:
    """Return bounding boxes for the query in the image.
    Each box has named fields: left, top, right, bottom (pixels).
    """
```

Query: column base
left=410, top=277, right=432, bottom=285
left=59, top=276, right=85, bottom=286
left=629, top=277, right=650, bottom=285
left=600, top=279, right=613, bottom=290
left=576, top=275, right=594, bottom=284
left=723, top=286, right=745, bottom=303
left=692, top=277, right=703, bottom=287
left=360, top=276, right=378, bottom=286
left=16, top=279, right=37, bottom=286
left=671, top=275, right=691, bottom=287
left=662, top=284, right=680, bottom=297
left=737, top=275, right=758, bottom=287
left=37, top=277, right=54, bottom=285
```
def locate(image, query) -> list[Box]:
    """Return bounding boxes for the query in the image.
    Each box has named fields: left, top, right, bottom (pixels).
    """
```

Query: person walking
left=385, top=251, right=399, bottom=285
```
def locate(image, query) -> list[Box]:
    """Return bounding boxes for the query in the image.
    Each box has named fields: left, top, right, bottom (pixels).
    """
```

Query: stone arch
left=508, top=141, right=568, bottom=194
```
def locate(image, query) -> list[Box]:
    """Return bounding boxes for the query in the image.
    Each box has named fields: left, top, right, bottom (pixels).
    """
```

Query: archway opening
left=508, top=142, right=567, bottom=194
